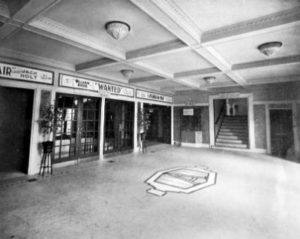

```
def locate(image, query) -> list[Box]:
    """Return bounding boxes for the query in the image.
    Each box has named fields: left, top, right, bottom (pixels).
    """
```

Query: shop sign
left=136, top=89, right=173, bottom=103
left=59, top=74, right=134, bottom=97
left=0, top=62, right=53, bottom=84
left=183, top=108, right=194, bottom=116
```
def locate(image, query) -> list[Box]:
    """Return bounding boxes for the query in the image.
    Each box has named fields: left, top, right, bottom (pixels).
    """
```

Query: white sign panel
left=60, top=74, right=134, bottom=97
left=0, top=62, right=53, bottom=84
left=183, top=108, right=194, bottom=116
left=136, top=90, right=173, bottom=103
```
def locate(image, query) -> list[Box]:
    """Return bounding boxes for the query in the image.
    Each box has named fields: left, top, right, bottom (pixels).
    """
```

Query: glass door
left=54, top=94, right=100, bottom=163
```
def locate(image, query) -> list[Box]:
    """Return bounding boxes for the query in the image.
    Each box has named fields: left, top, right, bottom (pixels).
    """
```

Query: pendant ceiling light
left=203, top=76, right=216, bottom=84
left=120, top=69, right=134, bottom=79
left=258, top=42, right=282, bottom=56
left=105, top=21, right=131, bottom=40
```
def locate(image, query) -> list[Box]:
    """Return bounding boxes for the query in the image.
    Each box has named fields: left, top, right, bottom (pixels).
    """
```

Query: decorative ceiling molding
left=131, top=0, right=248, bottom=88
left=232, top=55, right=300, bottom=71
left=130, top=0, right=199, bottom=45
left=0, top=48, right=74, bottom=70
left=202, top=7, right=300, bottom=45
left=126, top=39, right=188, bottom=61
left=76, top=58, right=117, bottom=72
left=151, top=0, right=201, bottom=43
left=195, top=46, right=247, bottom=87
left=245, top=75, right=300, bottom=86
left=28, top=17, right=125, bottom=60
left=174, top=67, right=220, bottom=78
left=129, top=76, right=165, bottom=84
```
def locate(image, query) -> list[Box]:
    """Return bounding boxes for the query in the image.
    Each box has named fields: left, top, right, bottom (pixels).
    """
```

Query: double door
left=104, top=99, right=134, bottom=154
left=54, top=94, right=101, bottom=163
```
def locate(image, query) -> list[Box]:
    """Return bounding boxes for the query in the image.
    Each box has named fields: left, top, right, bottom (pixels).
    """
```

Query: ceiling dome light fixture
left=105, top=21, right=131, bottom=40
left=203, top=76, right=216, bottom=84
left=120, top=69, right=134, bottom=79
left=258, top=41, right=282, bottom=56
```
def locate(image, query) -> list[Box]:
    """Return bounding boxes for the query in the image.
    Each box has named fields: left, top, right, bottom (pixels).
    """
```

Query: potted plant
left=137, top=107, right=151, bottom=152
left=38, top=103, right=61, bottom=154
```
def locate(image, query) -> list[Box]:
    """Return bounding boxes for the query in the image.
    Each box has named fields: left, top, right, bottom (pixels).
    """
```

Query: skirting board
left=181, top=142, right=210, bottom=148
left=53, top=156, right=99, bottom=169
left=212, top=146, right=267, bottom=154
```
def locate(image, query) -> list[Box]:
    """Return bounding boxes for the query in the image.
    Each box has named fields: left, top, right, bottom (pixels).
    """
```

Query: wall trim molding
left=181, top=142, right=210, bottom=148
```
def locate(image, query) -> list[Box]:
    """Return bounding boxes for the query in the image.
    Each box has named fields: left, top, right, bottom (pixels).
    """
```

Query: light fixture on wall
left=258, top=41, right=282, bottom=56
left=120, top=69, right=134, bottom=79
left=105, top=21, right=131, bottom=40
left=203, top=76, right=216, bottom=84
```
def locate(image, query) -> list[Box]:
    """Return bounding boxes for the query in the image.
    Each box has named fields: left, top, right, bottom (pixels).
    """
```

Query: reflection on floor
left=1, top=146, right=300, bottom=239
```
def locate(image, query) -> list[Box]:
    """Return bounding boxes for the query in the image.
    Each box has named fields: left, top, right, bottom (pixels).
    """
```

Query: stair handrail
left=214, top=102, right=226, bottom=140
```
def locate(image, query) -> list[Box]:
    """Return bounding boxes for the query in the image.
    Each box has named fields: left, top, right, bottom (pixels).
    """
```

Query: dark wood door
left=104, top=99, right=134, bottom=154
left=270, top=109, right=294, bottom=158
left=0, top=86, right=33, bottom=173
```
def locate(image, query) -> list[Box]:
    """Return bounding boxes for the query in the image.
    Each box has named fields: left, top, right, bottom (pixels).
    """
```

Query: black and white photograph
left=0, top=0, right=300, bottom=238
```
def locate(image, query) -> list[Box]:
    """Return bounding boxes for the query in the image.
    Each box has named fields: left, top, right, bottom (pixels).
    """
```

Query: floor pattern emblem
left=145, top=166, right=217, bottom=196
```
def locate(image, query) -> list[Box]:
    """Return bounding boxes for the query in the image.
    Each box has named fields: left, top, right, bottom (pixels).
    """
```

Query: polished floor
left=1, top=145, right=300, bottom=239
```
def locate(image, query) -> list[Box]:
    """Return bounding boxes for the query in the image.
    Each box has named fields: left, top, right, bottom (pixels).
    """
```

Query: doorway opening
left=143, top=104, right=171, bottom=146
left=54, top=94, right=101, bottom=163
left=104, top=99, right=134, bottom=154
left=213, top=97, right=249, bottom=149
left=0, top=86, right=33, bottom=177
left=270, top=109, right=294, bottom=159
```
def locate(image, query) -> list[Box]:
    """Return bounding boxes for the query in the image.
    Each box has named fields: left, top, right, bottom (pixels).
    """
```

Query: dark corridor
left=0, top=86, right=33, bottom=173
left=144, top=104, right=171, bottom=144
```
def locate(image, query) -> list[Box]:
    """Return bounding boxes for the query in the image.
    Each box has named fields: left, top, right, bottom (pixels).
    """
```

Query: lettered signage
left=183, top=108, right=194, bottom=116
left=136, top=89, right=173, bottom=103
left=59, top=74, right=134, bottom=97
left=0, top=62, right=53, bottom=84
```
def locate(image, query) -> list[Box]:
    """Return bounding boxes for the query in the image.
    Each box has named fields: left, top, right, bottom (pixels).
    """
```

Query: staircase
left=215, top=116, right=249, bottom=149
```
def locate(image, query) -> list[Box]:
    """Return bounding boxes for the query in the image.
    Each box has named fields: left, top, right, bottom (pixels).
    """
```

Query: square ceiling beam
left=232, top=55, right=300, bottom=71
left=76, top=58, right=117, bottom=72
left=126, top=39, right=188, bottom=61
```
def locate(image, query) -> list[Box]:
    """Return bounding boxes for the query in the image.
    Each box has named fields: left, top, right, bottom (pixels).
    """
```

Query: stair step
left=216, top=138, right=246, bottom=144
left=221, top=126, right=248, bottom=130
left=215, top=142, right=248, bottom=149
left=222, top=122, right=248, bottom=125
left=219, top=129, right=248, bottom=134
left=217, top=135, right=248, bottom=140
left=218, top=131, right=248, bottom=136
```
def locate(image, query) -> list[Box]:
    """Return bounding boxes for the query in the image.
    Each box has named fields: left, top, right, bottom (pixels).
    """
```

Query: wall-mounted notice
left=136, top=89, right=173, bottom=103
left=183, top=108, right=194, bottom=116
left=0, top=62, right=53, bottom=84
left=60, top=74, right=134, bottom=97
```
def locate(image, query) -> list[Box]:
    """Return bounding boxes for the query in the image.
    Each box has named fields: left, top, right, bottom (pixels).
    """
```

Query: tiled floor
left=1, top=145, right=300, bottom=239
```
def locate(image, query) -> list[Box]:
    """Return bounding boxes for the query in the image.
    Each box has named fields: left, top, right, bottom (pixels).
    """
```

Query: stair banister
left=214, top=102, right=226, bottom=140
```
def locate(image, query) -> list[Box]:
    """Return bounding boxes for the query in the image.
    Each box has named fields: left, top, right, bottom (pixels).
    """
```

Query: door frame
left=266, top=103, right=297, bottom=154
left=209, top=93, right=255, bottom=149
left=54, top=93, right=101, bottom=163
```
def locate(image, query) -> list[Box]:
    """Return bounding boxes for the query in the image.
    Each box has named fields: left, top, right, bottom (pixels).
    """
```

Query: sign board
left=0, top=62, right=53, bottom=84
left=183, top=108, right=194, bottom=116
left=59, top=74, right=134, bottom=97
left=136, top=89, right=173, bottom=103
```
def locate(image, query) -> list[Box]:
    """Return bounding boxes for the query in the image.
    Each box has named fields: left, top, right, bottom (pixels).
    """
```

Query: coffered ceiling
left=0, top=0, right=299, bottom=94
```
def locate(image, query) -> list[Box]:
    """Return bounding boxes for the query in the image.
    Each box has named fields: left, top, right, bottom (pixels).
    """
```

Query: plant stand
left=139, top=133, right=147, bottom=153
left=39, top=141, right=53, bottom=176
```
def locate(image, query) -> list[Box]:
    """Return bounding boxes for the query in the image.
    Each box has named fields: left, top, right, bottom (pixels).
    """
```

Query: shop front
left=0, top=62, right=53, bottom=175
left=136, top=90, right=173, bottom=146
